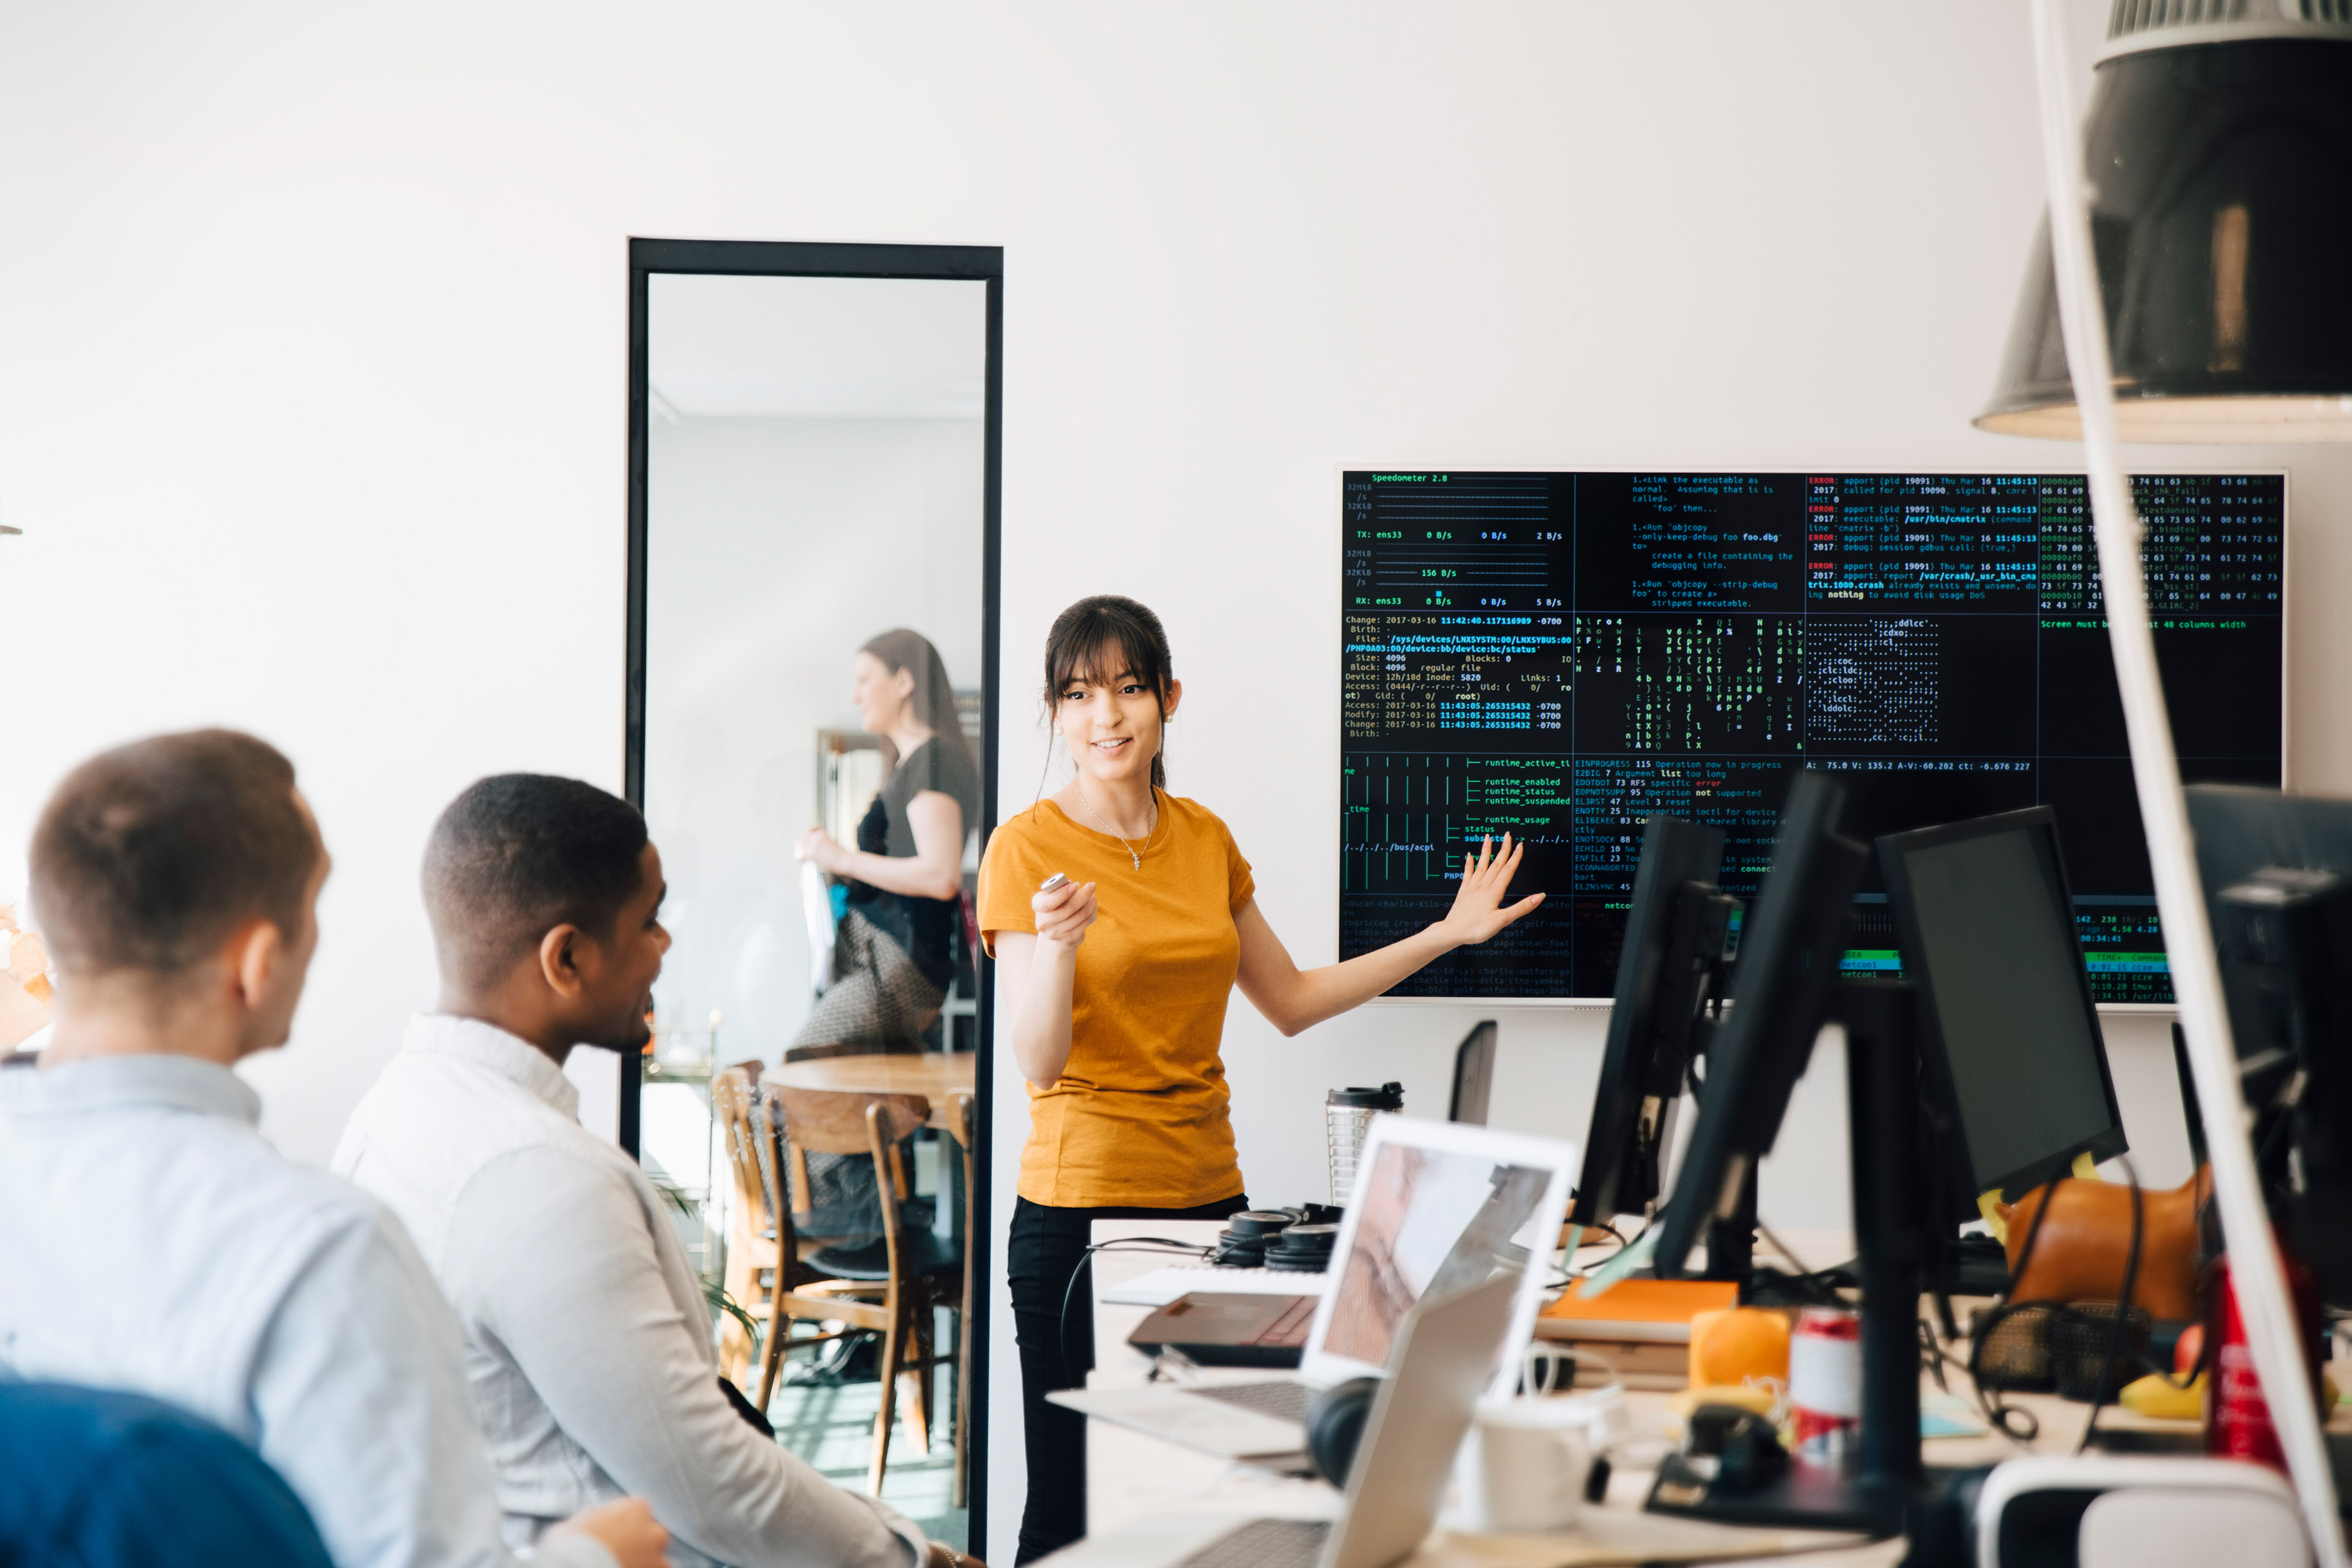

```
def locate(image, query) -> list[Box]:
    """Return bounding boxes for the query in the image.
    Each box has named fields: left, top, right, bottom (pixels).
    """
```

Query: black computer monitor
left=2186, top=783, right=2352, bottom=1119
left=1449, top=1020, right=1497, bottom=1125
left=1654, top=772, right=1869, bottom=1278
left=2184, top=784, right=2352, bottom=1308
left=1567, top=815, right=1732, bottom=1237
left=1877, top=808, right=2128, bottom=1212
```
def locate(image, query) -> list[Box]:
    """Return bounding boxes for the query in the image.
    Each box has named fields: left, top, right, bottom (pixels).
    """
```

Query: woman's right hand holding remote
left=1033, top=876, right=1099, bottom=949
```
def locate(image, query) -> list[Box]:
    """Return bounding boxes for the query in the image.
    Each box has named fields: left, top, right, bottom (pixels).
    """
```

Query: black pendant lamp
left=1977, top=3, right=2352, bottom=442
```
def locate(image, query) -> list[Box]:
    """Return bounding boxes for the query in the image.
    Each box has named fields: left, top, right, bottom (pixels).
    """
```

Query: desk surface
left=1051, top=1218, right=2177, bottom=1568
left=763, top=1052, right=974, bottom=1121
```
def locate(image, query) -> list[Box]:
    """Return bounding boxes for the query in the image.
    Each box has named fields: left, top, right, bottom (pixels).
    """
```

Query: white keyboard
left=1099, top=1265, right=1330, bottom=1308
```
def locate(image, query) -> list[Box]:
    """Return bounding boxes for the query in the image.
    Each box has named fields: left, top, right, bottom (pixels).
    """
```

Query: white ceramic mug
left=1472, top=1397, right=1593, bottom=1532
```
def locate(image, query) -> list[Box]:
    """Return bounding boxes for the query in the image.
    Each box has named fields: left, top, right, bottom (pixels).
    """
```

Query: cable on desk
left=1553, top=1221, right=1634, bottom=1286
left=1964, top=1177, right=2062, bottom=1444
left=2075, top=1155, right=2146, bottom=1454
left=1752, top=1221, right=1853, bottom=1308
left=1055, top=1238, right=1215, bottom=1384
left=1577, top=1220, right=1631, bottom=1254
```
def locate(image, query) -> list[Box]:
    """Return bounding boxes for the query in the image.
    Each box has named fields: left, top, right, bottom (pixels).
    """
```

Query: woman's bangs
left=1052, top=625, right=1164, bottom=698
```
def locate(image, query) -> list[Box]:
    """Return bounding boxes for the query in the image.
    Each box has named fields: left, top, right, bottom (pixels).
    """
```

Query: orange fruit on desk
left=1690, top=1306, right=1792, bottom=1389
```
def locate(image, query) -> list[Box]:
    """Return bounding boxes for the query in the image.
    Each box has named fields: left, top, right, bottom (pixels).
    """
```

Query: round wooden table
left=763, top=1052, right=976, bottom=1129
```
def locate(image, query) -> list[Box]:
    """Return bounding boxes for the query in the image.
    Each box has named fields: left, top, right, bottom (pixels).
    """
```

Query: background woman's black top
left=844, top=734, right=981, bottom=988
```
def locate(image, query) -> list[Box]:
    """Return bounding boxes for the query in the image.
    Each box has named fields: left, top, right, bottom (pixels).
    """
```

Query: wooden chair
left=758, top=1085, right=963, bottom=1494
left=948, top=1091, right=976, bottom=1509
left=713, top=1066, right=793, bottom=1387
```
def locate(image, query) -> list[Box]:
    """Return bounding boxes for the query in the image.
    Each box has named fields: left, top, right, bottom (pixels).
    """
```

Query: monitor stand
left=1704, top=1169, right=1856, bottom=1306
left=1646, top=981, right=1985, bottom=1562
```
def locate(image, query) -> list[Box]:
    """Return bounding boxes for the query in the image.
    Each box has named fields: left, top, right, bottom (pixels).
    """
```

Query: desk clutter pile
left=1057, top=1202, right=2352, bottom=1568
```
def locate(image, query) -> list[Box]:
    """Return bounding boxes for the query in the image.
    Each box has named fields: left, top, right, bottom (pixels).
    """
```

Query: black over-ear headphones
left=1305, top=1378, right=1381, bottom=1488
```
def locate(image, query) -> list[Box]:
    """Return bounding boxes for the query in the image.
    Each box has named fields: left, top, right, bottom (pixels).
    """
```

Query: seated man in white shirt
left=0, top=729, right=668, bottom=1568
left=334, top=775, right=966, bottom=1568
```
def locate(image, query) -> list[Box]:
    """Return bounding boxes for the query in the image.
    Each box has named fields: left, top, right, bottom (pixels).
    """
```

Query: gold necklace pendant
left=1078, top=782, right=1150, bottom=870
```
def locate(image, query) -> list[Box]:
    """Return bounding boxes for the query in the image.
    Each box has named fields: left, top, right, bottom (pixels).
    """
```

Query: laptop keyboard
left=1193, top=1380, right=1311, bottom=1423
left=1178, top=1517, right=1331, bottom=1568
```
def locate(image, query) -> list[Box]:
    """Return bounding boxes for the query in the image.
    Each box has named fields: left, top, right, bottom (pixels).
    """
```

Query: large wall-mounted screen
left=1340, top=470, right=2285, bottom=1003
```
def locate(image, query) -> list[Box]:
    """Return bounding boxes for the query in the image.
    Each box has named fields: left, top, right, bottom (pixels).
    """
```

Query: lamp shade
left=1978, top=15, right=2352, bottom=441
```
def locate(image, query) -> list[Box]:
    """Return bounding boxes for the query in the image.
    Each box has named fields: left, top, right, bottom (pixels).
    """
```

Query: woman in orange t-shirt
left=979, top=595, right=1541, bottom=1561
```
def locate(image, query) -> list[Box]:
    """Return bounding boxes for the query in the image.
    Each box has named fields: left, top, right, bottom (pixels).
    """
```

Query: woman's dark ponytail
left=1042, top=595, right=1175, bottom=791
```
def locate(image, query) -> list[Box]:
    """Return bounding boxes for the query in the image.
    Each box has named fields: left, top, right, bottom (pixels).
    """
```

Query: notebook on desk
left=1536, top=1277, right=1738, bottom=1343
left=1101, top=1264, right=1330, bottom=1308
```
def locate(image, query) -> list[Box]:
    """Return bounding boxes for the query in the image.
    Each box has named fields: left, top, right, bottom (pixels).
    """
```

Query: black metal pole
left=1841, top=979, right=1924, bottom=1494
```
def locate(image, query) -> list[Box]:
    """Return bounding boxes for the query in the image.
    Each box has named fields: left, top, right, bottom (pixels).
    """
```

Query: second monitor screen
left=1338, top=470, right=2284, bottom=1001
left=1901, top=827, right=2118, bottom=1191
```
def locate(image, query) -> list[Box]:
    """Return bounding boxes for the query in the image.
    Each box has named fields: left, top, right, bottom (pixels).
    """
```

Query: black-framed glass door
left=625, top=238, right=1001, bottom=1547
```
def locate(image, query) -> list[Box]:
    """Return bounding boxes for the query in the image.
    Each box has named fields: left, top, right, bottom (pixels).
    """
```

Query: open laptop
left=1047, top=1272, right=1521, bottom=1568
left=1051, top=1116, right=1575, bottom=1460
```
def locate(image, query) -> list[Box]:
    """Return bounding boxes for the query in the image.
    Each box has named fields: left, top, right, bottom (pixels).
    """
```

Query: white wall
left=5, top=5, right=2350, bottom=1560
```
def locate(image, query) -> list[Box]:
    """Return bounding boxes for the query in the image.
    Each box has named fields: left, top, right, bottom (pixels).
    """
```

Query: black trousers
left=1006, top=1192, right=1250, bottom=1564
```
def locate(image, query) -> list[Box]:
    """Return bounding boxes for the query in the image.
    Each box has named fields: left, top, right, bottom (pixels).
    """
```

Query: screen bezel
left=1338, top=465, right=2291, bottom=1010
left=1877, top=805, right=2130, bottom=1203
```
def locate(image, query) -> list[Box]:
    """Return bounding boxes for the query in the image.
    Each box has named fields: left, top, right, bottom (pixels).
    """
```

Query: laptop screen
left=1312, top=1126, right=1565, bottom=1382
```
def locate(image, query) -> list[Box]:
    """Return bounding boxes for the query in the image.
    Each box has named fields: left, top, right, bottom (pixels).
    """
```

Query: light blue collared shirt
left=0, top=1054, right=613, bottom=1568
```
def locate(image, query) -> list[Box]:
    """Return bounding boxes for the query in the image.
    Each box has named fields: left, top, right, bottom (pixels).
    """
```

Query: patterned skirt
left=784, top=910, right=944, bottom=1239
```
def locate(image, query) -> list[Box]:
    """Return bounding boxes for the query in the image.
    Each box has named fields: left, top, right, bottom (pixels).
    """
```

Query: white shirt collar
left=0, top=1053, right=262, bottom=1125
left=400, top=1014, right=581, bottom=1120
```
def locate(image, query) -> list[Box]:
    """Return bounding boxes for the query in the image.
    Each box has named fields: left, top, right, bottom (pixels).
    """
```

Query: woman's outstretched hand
left=1434, top=832, right=1545, bottom=946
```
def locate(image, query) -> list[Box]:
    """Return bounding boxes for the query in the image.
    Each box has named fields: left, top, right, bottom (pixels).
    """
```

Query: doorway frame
left=624, top=237, right=1004, bottom=1544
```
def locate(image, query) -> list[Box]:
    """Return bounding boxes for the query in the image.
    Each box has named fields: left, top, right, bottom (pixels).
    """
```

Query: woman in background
left=979, top=595, right=1539, bottom=1561
left=796, top=627, right=979, bottom=1058
left=788, top=629, right=979, bottom=1253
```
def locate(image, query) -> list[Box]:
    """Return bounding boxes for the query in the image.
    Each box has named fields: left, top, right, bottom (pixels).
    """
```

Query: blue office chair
left=0, top=1381, right=333, bottom=1567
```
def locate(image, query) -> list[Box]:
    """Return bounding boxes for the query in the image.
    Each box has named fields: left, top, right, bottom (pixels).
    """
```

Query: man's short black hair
left=423, top=775, right=650, bottom=992
left=31, top=729, right=318, bottom=976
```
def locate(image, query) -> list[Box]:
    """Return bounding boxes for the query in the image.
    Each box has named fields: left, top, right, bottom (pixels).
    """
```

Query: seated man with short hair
left=0, top=730, right=667, bottom=1568
left=335, top=775, right=957, bottom=1568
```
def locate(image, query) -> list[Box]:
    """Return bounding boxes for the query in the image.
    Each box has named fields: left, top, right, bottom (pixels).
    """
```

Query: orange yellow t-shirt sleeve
left=1223, top=818, right=1255, bottom=913
left=975, top=815, right=1051, bottom=958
